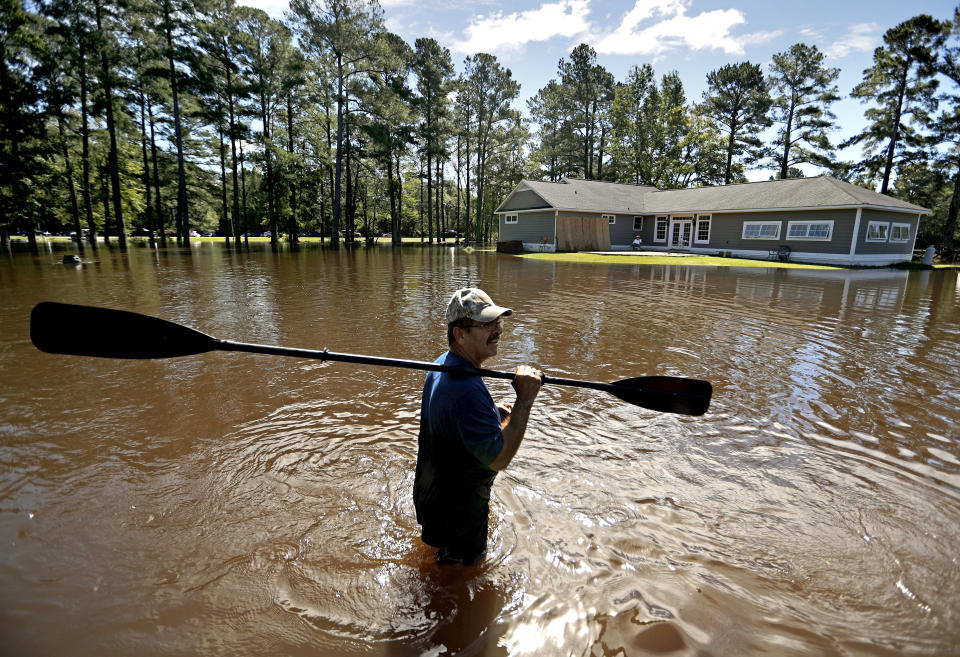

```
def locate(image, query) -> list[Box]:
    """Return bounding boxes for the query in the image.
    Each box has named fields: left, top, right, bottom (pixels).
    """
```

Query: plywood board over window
left=557, top=215, right=611, bottom=251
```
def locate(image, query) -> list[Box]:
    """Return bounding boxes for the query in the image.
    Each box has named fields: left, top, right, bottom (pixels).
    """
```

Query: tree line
left=2, top=1, right=958, bottom=253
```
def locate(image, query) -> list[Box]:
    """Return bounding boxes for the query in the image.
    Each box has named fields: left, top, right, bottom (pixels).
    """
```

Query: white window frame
left=504, top=214, right=518, bottom=225
left=695, top=214, right=711, bottom=244
left=786, top=220, right=834, bottom=241
left=742, top=221, right=781, bottom=240
left=890, top=223, right=910, bottom=242
left=654, top=216, right=669, bottom=243
left=603, top=213, right=616, bottom=225
left=866, top=221, right=889, bottom=242
left=633, top=216, right=643, bottom=231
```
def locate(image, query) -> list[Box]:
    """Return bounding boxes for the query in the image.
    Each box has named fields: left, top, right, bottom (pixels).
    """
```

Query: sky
left=242, top=0, right=957, bottom=181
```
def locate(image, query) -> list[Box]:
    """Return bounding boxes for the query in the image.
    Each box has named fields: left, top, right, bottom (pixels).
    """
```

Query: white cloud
left=451, top=0, right=592, bottom=54
left=825, top=22, right=881, bottom=59
left=595, top=0, right=750, bottom=55
left=739, top=29, right=783, bottom=47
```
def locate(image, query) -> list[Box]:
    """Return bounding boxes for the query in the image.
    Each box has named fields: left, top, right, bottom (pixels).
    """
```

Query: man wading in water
left=414, top=288, right=543, bottom=565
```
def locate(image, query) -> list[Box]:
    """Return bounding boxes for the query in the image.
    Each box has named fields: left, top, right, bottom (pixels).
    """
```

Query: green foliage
left=702, top=61, right=772, bottom=185
left=4, top=4, right=960, bottom=250
left=842, top=14, right=946, bottom=193
left=768, top=43, right=840, bottom=178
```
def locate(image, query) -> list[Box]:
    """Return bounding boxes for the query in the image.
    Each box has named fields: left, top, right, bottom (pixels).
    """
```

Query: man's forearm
left=490, top=399, right=534, bottom=471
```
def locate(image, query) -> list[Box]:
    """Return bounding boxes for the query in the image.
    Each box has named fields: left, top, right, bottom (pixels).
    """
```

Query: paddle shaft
left=216, top=339, right=613, bottom=394
left=30, top=301, right=711, bottom=415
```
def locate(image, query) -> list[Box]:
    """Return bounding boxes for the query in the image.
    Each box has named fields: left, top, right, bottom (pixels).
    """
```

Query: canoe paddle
left=30, top=301, right=712, bottom=416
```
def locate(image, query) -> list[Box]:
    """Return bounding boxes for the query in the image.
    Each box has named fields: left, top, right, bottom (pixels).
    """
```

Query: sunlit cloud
left=825, top=22, right=881, bottom=59
left=451, top=0, right=591, bottom=54
left=594, top=0, right=752, bottom=56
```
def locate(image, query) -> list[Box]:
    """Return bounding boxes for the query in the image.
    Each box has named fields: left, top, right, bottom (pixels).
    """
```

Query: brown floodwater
left=1, top=242, right=958, bottom=656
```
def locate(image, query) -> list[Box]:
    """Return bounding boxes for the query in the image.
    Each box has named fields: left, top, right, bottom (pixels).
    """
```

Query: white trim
left=603, top=213, right=616, bottom=225
left=633, top=216, right=643, bottom=231
left=849, top=207, right=862, bottom=257
left=654, top=216, right=669, bottom=243
left=643, top=203, right=930, bottom=215
left=504, top=213, right=518, bottom=224
left=786, top=220, right=834, bottom=241
left=554, top=210, right=558, bottom=247
left=866, top=221, right=890, bottom=242
left=494, top=207, right=557, bottom=215
left=669, top=216, right=694, bottom=250
left=497, top=203, right=930, bottom=217
left=889, top=222, right=910, bottom=243
left=695, top=214, right=711, bottom=244
left=742, top=221, right=781, bottom=240
left=909, top=213, right=920, bottom=254
left=602, top=245, right=912, bottom=265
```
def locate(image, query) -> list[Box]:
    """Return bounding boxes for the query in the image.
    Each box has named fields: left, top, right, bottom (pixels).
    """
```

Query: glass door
left=670, top=218, right=693, bottom=249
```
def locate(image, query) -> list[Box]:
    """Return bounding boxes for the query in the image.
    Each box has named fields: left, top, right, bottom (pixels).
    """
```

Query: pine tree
left=842, top=15, right=945, bottom=193
left=412, top=38, right=453, bottom=244
left=460, top=53, right=519, bottom=243
left=702, top=61, right=772, bottom=185
left=768, top=43, right=840, bottom=179
left=288, top=0, right=387, bottom=247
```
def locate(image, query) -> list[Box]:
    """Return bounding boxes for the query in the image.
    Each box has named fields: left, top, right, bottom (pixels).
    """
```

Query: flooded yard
left=1, top=243, right=958, bottom=656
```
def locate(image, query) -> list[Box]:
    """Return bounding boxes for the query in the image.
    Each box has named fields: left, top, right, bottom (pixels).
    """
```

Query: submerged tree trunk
left=163, top=0, right=189, bottom=246
left=239, top=140, right=249, bottom=247
left=57, top=111, right=83, bottom=251
left=136, top=69, right=154, bottom=246
left=94, top=0, right=126, bottom=248
left=945, top=167, right=960, bottom=251
left=286, top=93, right=298, bottom=244
left=78, top=37, right=97, bottom=249
left=218, top=124, right=230, bottom=243
left=147, top=96, right=165, bottom=246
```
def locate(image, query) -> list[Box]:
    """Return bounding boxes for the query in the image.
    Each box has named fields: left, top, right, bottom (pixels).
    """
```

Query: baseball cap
left=445, top=288, right=513, bottom=324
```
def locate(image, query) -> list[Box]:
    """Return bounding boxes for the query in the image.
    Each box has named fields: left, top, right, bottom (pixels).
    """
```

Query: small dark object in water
left=62, top=255, right=81, bottom=264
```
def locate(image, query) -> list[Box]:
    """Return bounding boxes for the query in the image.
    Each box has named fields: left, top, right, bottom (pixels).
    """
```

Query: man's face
left=456, top=318, right=504, bottom=366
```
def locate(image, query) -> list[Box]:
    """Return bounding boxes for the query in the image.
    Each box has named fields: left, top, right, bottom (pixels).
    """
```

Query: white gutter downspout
left=849, top=207, right=863, bottom=263
left=909, top=213, right=921, bottom=255
left=554, top=210, right=558, bottom=249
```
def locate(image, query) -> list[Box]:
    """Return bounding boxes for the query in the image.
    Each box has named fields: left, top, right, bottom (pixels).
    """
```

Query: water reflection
left=1, top=244, right=958, bottom=656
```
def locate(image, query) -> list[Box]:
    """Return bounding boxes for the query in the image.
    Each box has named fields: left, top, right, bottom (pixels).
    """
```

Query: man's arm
left=489, top=365, right=542, bottom=471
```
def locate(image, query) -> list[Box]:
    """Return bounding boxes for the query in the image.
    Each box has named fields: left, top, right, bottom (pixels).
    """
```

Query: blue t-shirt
left=413, top=351, right=505, bottom=550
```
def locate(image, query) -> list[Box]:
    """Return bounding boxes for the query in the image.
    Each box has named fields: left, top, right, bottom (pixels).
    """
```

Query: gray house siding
left=708, top=209, right=857, bottom=254
left=855, top=209, right=918, bottom=255
left=500, top=190, right=550, bottom=211
left=608, top=213, right=652, bottom=245
left=499, top=210, right=554, bottom=243
left=495, top=178, right=927, bottom=264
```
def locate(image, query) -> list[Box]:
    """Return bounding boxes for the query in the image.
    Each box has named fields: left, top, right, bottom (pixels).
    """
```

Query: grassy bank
left=519, top=252, right=843, bottom=270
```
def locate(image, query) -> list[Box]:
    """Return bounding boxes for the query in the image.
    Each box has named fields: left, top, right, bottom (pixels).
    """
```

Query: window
left=787, top=220, right=834, bottom=241
left=742, top=221, right=781, bottom=240
left=655, top=216, right=668, bottom=242
left=603, top=214, right=616, bottom=225
left=695, top=215, right=711, bottom=243
left=504, top=214, right=518, bottom=225
left=866, top=221, right=889, bottom=242
left=633, top=216, right=643, bottom=231
left=890, top=223, right=910, bottom=242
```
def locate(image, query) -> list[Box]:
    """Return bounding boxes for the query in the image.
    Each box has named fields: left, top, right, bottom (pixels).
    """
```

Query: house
left=493, top=176, right=931, bottom=266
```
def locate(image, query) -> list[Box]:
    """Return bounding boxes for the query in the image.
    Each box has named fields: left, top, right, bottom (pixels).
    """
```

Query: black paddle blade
left=609, top=376, right=712, bottom=416
left=31, top=302, right=218, bottom=359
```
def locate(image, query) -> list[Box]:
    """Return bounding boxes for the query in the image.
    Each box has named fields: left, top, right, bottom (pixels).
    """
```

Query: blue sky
left=244, top=0, right=957, bottom=181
